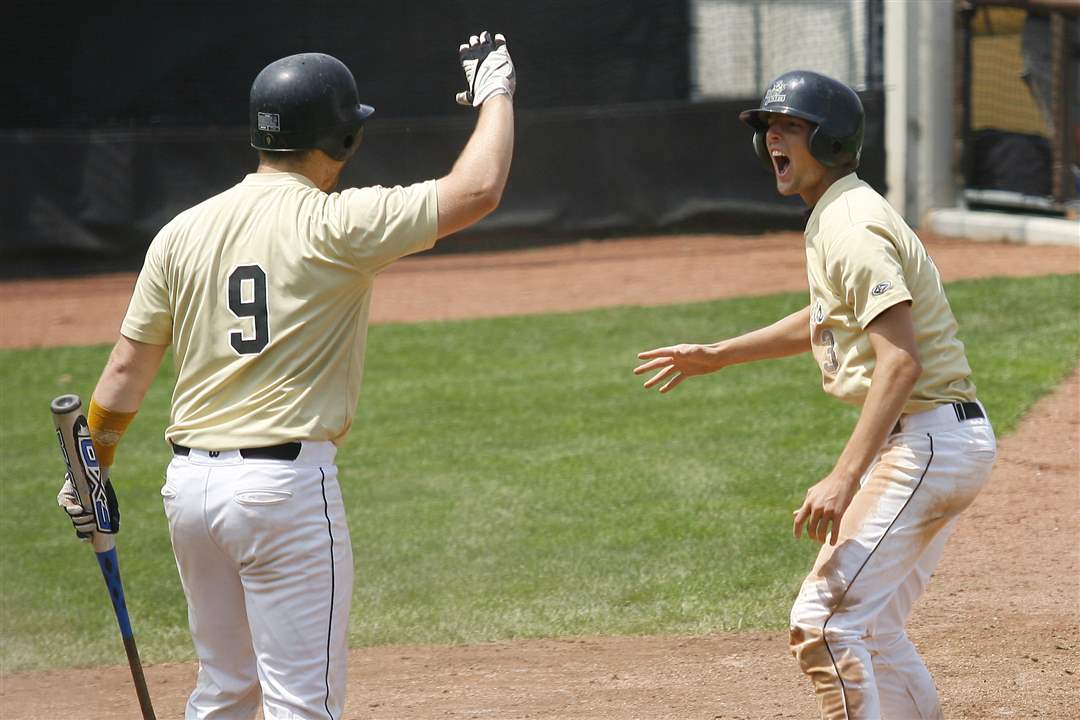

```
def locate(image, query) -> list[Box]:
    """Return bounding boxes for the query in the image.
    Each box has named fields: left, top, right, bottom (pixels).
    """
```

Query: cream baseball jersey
left=803, top=173, right=976, bottom=414
left=121, top=172, right=438, bottom=449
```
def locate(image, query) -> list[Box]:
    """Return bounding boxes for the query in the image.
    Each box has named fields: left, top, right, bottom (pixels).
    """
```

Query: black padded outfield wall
left=2, top=0, right=884, bottom=276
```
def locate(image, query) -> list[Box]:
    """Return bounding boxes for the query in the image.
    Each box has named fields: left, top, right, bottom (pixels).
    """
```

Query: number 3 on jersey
left=228, top=265, right=270, bottom=355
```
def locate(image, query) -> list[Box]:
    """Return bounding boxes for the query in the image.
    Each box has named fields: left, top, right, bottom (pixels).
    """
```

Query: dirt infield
left=1, top=232, right=1078, bottom=719
left=1, top=232, right=1078, bottom=350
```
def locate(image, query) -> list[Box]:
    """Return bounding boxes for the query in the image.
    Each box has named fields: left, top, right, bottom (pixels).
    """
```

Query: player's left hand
left=792, top=471, right=859, bottom=545
left=57, top=473, right=96, bottom=541
left=57, top=472, right=121, bottom=541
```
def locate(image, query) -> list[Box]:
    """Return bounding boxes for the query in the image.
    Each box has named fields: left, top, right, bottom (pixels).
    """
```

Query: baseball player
left=56, top=32, right=515, bottom=720
left=634, top=71, right=997, bottom=719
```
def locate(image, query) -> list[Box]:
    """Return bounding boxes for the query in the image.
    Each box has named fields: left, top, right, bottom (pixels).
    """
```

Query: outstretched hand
left=633, top=343, right=720, bottom=393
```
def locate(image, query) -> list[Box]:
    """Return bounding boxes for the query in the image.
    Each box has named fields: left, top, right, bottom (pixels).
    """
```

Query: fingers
left=460, top=31, right=506, bottom=57
left=792, top=503, right=808, bottom=539
left=637, top=347, right=675, bottom=361
left=794, top=506, right=841, bottom=545
left=57, top=478, right=80, bottom=509
left=808, top=510, right=827, bottom=544
left=634, top=348, right=678, bottom=377
left=633, top=355, right=673, bottom=375
left=793, top=501, right=828, bottom=543
left=63, top=504, right=96, bottom=540
left=823, top=505, right=846, bottom=545
left=636, top=362, right=687, bottom=392
left=458, top=34, right=482, bottom=59
left=455, top=91, right=471, bottom=106
left=659, top=373, right=686, bottom=394
left=58, top=473, right=95, bottom=541
left=642, top=365, right=675, bottom=389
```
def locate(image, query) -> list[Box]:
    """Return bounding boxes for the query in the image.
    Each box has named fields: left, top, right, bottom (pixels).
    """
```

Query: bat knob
left=50, top=394, right=83, bottom=415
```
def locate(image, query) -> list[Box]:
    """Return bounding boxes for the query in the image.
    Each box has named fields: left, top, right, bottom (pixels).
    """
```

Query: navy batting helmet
left=739, top=70, right=864, bottom=170
left=249, top=53, right=375, bottom=161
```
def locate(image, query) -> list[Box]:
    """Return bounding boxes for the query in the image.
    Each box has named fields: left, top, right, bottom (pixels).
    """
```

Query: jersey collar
left=241, top=171, right=319, bottom=189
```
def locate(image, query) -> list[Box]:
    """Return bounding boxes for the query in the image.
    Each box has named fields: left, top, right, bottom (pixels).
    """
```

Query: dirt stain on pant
left=790, top=434, right=983, bottom=719
left=790, top=625, right=871, bottom=719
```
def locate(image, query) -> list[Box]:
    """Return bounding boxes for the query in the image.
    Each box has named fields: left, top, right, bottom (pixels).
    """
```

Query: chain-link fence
left=690, top=0, right=883, bottom=98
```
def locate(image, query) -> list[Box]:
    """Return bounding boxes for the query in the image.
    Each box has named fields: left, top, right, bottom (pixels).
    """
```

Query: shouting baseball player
left=635, top=71, right=997, bottom=719
left=56, top=32, right=515, bottom=719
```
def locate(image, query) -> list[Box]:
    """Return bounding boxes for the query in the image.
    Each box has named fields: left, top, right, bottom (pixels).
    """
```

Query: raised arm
left=436, top=95, right=514, bottom=238
left=634, top=305, right=811, bottom=393
left=436, top=32, right=516, bottom=239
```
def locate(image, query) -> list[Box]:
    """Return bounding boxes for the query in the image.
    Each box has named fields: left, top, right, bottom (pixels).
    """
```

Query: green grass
left=1, top=274, right=1076, bottom=671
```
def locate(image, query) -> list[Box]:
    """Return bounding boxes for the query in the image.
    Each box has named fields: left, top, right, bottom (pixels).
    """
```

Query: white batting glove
left=456, top=31, right=515, bottom=107
left=57, top=473, right=96, bottom=542
left=57, top=472, right=120, bottom=542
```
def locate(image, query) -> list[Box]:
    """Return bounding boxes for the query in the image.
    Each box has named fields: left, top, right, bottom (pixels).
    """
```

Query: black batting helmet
left=249, top=53, right=375, bottom=161
left=739, top=70, right=864, bottom=170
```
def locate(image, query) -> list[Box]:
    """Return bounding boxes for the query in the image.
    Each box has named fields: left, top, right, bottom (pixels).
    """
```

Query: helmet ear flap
left=809, top=124, right=858, bottom=168
left=319, top=124, right=364, bottom=162
left=752, top=130, right=772, bottom=170
left=808, top=125, right=836, bottom=167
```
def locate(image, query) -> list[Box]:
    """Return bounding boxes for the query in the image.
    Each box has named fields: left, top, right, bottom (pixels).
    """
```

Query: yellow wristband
left=87, top=398, right=136, bottom=469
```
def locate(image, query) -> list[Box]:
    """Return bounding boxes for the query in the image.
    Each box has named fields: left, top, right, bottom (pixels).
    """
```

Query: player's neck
left=801, top=168, right=854, bottom=207
left=257, top=152, right=345, bottom=193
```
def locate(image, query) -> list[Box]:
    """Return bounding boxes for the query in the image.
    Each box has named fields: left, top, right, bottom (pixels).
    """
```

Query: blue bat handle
left=95, top=547, right=134, bottom=639
left=93, top=547, right=155, bottom=718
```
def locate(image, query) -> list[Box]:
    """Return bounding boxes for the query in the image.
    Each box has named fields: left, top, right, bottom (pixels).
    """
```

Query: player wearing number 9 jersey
left=66, top=34, right=515, bottom=720
left=123, top=175, right=437, bottom=449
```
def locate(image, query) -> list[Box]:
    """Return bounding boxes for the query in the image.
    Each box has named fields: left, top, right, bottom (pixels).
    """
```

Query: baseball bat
left=51, top=393, right=156, bottom=720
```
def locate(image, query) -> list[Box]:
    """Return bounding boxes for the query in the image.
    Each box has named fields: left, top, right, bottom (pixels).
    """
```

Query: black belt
left=892, top=401, right=985, bottom=434
left=171, top=442, right=302, bottom=461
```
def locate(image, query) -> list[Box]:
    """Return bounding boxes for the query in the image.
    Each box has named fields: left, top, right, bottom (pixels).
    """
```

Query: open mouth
left=770, top=149, right=791, bottom=179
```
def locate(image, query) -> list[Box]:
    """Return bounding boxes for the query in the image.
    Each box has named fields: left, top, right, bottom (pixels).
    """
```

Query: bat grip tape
left=95, top=547, right=156, bottom=718
left=95, top=547, right=134, bottom=639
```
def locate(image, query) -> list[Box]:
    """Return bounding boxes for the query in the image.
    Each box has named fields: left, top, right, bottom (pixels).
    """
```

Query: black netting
left=1, top=0, right=887, bottom=277
left=4, top=0, right=690, bottom=128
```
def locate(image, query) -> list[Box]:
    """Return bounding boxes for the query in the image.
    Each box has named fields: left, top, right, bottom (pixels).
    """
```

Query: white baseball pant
left=161, top=442, right=352, bottom=720
left=789, top=402, right=997, bottom=719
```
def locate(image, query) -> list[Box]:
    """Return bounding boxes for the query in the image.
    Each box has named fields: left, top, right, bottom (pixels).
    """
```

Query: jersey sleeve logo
left=871, top=281, right=892, bottom=297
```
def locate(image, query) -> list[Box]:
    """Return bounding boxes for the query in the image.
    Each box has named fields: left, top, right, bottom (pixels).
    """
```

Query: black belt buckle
left=171, top=442, right=302, bottom=461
